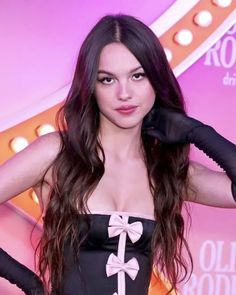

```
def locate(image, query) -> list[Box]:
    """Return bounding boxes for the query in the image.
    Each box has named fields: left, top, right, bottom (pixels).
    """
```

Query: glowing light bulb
left=194, top=11, right=213, bottom=27
left=174, top=29, right=193, bottom=46
left=36, top=123, right=55, bottom=136
left=31, top=190, right=39, bottom=204
left=212, top=0, right=232, bottom=7
left=164, top=48, right=173, bottom=62
left=10, top=136, right=29, bottom=152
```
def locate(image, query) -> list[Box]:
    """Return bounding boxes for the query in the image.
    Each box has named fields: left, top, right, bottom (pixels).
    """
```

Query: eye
left=97, top=76, right=114, bottom=85
left=132, top=73, right=146, bottom=81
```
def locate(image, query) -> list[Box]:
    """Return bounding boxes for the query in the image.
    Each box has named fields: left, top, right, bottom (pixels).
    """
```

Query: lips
left=115, top=105, right=138, bottom=115
left=116, top=105, right=138, bottom=111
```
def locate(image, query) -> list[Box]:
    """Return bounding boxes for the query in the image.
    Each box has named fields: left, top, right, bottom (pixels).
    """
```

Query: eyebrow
left=97, top=66, right=143, bottom=75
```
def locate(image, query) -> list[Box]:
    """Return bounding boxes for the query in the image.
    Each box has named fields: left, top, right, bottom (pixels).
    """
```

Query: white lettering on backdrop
left=203, top=24, right=236, bottom=87
left=182, top=240, right=236, bottom=295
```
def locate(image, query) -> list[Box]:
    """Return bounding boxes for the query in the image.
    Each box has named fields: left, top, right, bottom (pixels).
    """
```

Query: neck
left=98, top=123, right=143, bottom=160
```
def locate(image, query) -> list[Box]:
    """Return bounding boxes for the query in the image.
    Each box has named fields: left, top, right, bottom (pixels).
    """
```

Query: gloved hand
left=143, top=107, right=236, bottom=201
left=142, top=107, right=203, bottom=144
left=0, top=248, right=45, bottom=295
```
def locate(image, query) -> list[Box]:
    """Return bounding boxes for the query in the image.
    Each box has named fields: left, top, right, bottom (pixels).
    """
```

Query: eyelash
left=97, top=73, right=146, bottom=85
left=98, top=77, right=113, bottom=84
left=133, top=73, right=146, bottom=80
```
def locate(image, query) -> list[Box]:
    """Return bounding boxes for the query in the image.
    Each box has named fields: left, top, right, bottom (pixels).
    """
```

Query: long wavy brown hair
left=38, top=14, right=192, bottom=294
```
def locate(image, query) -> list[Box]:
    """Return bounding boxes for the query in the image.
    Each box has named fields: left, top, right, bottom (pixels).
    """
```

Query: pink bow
left=108, top=214, right=143, bottom=243
left=106, top=253, right=139, bottom=280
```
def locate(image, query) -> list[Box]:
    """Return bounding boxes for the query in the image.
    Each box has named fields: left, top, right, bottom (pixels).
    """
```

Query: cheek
left=94, top=85, right=113, bottom=105
left=145, top=87, right=156, bottom=108
left=140, top=89, right=156, bottom=118
left=93, top=90, right=112, bottom=116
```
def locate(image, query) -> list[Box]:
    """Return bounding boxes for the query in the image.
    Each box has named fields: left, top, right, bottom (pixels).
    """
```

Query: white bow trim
left=108, top=214, right=143, bottom=243
left=106, top=253, right=139, bottom=280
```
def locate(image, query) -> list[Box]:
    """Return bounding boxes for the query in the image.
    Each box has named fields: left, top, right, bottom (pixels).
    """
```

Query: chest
left=87, top=158, right=154, bottom=215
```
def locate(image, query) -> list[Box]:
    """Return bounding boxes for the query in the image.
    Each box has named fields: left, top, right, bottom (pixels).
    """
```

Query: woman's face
left=94, top=42, right=156, bottom=130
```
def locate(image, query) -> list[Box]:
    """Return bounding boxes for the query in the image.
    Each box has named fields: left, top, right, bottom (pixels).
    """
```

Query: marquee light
left=174, top=29, right=193, bottom=46
left=164, top=48, right=173, bottom=62
left=10, top=136, right=29, bottom=153
left=212, top=0, right=232, bottom=8
left=31, top=190, right=39, bottom=205
left=36, top=123, right=56, bottom=136
left=194, top=10, right=213, bottom=27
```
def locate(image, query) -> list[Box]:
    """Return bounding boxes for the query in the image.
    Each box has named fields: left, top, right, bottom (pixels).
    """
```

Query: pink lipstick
left=115, top=105, right=138, bottom=114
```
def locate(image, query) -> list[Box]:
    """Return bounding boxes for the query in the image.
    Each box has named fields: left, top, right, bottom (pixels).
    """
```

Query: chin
left=100, top=113, right=144, bottom=130
left=113, top=120, right=142, bottom=130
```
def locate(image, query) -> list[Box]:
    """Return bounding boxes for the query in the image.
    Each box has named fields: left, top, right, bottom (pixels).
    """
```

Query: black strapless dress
left=55, top=212, right=156, bottom=295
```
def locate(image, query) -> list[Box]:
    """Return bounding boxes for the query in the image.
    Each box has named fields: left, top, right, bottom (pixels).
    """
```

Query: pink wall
left=0, top=1, right=235, bottom=294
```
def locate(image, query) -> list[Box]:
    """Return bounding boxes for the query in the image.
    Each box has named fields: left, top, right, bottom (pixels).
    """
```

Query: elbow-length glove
left=142, top=107, right=236, bottom=201
left=0, top=248, right=44, bottom=295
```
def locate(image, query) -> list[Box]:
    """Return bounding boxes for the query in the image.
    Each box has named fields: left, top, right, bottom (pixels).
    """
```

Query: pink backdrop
left=179, top=23, right=236, bottom=294
left=0, top=1, right=235, bottom=294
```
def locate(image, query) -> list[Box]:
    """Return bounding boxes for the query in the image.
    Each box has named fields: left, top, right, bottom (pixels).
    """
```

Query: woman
left=0, top=14, right=235, bottom=295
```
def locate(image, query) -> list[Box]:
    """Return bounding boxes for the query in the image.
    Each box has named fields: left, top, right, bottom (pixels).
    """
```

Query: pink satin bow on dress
left=106, top=214, right=143, bottom=295
left=108, top=214, right=143, bottom=243
left=106, top=253, right=139, bottom=280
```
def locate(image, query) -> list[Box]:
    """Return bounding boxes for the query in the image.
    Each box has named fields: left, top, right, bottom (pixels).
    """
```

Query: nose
left=117, top=80, right=131, bottom=101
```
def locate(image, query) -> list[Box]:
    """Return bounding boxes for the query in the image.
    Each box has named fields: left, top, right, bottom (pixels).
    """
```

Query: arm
left=0, top=248, right=44, bottom=295
left=187, top=161, right=236, bottom=207
left=0, top=131, right=61, bottom=210
left=187, top=122, right=236, bottom=204
left=0, top=132, right=61, bottom=294
left=143, top=107, right=236, bottom=206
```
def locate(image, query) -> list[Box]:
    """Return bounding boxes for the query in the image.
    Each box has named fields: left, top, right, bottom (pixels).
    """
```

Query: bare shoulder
left=13, top=131, right=62, bottom=174
left=31, top=131, right=61, bottom=154
left=0, top=131, right=62, bottom=205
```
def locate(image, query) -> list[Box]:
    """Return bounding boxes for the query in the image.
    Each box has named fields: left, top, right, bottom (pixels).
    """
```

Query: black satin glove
left=0, top=248, right=45, bottom=295
left=143, top=107, right=236, bottom=201
left=142, top=107, right=203, bottom=144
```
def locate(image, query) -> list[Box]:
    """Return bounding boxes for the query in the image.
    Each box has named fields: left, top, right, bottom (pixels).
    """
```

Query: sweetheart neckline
left=86, top=210, right=156, bottom=222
